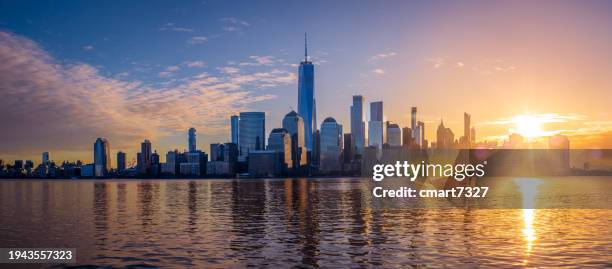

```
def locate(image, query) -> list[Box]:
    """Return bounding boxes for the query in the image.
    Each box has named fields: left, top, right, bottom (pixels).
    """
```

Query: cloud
left=369, top=52, right=397, bottom=61
left=187, top=36, right=208, bottom=44
left=372, top=68, right=385, bottom=75
left=456, top=62, right=465, bottom=68
left=426, top=58, right=445, bottom=69
left=239, top=55, right=277, bottom=66
left=83, top=45, right=94, bottom=51
left=218, top=66, right=240, bottom=74
left=159, top=23, right=194, bottom=33
left=220, top=17, right=250, bottom=32
left=0, top=31, right=289, bottom=157
left=158, top=65, right=180, bottom=77
left=184, top=61, right=205, bottom=68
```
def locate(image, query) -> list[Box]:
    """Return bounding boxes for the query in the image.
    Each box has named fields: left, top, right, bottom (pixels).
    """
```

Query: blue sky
left=1, top=0, right=611, bottom=163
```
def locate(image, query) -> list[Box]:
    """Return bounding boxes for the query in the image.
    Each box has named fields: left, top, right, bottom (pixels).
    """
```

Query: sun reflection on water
left=514, top=178, right=542, bottom=265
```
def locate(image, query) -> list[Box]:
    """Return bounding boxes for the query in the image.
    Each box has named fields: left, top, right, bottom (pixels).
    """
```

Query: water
left=0, top=177, right=610, bottom=268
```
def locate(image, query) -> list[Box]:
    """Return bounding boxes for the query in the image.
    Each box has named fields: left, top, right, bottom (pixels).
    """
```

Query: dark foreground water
left=0, top=177, right=611, bottom=268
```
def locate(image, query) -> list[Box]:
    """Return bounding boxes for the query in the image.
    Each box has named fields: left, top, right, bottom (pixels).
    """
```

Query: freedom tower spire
left=298, top=33, right=315, bottom=152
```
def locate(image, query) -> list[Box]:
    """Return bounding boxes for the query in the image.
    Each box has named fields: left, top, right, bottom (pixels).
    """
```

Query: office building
left=117, top=151, right=126, bottom=172
left=231, top=115, right=239, bottom=144
left=267, top=128, right=292, bottom=172
left=93, top=138, right=111, bottom=177
left=436, top=119, right=455, bottom=149
left=343, top=133, right=353, bottom=164
left=210, top=143, right=224, bottom=161
left=188, top=127, right=197, bottom=152
left=42, top=152, right=49, bottom=165
left=282, top=110, right=308, bottom=169
left=138, top=139, right=152, bottom=175
left=298, top=33, right=316, bottom=151
left=248, top=150, right=281, bottom=177
left=350, top=95, right=366, bottom=156
left=368, top=101, right=385, bottom=149
left=387, top=123, right=402, bottom=147
left=238, top=112, right=266, bottom=161
left=402, top=127, right=413, bottom=147
left=320, top=117, right=343, bottom=172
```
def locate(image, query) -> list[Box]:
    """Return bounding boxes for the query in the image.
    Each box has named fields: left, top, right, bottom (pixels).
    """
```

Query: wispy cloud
left=369, top=52, right=397, bottom=61
left=184, top=60, right=205, bottom=68
left=159, top=23, right=194, bottom=33
left=187, top=36, right=208, bottom=44
left=239, top=55, right=277, bottom=66
left=83, top=45, right=94, bottom=51
left=0, top=31, right=289, bottom=155
left=158, top=65, right=180, bottom=77
left=372, top=68, right=385, bottom=75
left=220, top=17, right=250, bottom=32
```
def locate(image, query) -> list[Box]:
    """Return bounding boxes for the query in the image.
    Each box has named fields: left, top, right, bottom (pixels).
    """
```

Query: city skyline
left=1, top=0, right=611, bottom=163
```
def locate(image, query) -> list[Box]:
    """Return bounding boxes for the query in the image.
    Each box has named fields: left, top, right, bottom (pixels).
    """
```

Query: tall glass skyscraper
left=188, top=127, right=197, bottom=152
left=238, top=112, right=265, bottom=161
left=230, top=115, right=239, bottom=144
left=319, top=117, right=343, bottom=172
left=298, top=33, right=315, bottom=152
left=282, top=110, right=307, bottom=168
left=368, top=101, right=384, bottom=149
left=94, top=137, right=110, bottom=177
left=350, top=95, right=365, bottom=155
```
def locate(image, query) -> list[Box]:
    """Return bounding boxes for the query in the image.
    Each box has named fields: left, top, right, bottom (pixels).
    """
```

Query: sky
left=1, top=0, right=611, bottom=164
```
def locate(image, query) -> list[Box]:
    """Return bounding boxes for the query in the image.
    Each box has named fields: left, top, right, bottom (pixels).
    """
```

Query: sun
left=511, top=114, right=547, bottom=139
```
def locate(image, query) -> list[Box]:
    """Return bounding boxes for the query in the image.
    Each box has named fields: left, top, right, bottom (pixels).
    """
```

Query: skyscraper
left=42, top=152, right=49, bottom=165
left=386, top=123, right=402, bottom=146
left=231, top=115, right=239, bottom=144
left=436, top=119, right=455, bottom=149
left=282, top=110, right=307, bottom=169
left=464, top=112, right=471, bottom=146
left=267, top=128, right=293, bottom=172
left=238, top=112, right=265, bottom=161
left=319, top=117, right=343, bottom=172
left=411, top=107, right=417, bottom=130
left=402, top=127, right=413, bottom=147
left=350, top=95, right=365, bottom=156
left=368, top=101, right=385, bottom=149
left=298, top=33, right=315, bottom=152
left=117, top=151, right=126, bottom=172
left=139, top=139, right=152, bottom=174
left=93, top=138, right=110, bottom=177
left=188, top=127, right=197, bottom=152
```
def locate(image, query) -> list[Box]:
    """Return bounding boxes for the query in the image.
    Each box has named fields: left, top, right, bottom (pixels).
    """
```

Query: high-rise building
left=402, top=127, right=413, bottom=147
left=42, top=152, right=49, bottom=165
left=231, top=115, right=239, bottom=144
left=386, top=123, right=402, bottom=146
left=368, top=101, right=385, bottom=149
left=162, top=150, right=179, bottom=175
left=350, top=95, right=365, bottom=156
left=320, top=117, right=343, bottom=172
left=464, top=113, right=471, bottom=143
left=417, top=121, right=425, bottom=147
left=188, top=127, right=197, bottom=152
left=282, top=110, right=307, bottom=169
left=238, top=112, right=265, bottom=161
left=436, top=119, right=455, bottom=149
left=298, top=33, right=316, bottom=152
left=343, top=133, right=353, bottom=164
left=470, top=127, right=476, bottom=144
left=210, top=143, right=224, bottom=161
left=411, top=107, right=417, bottom=130
left=138, top=139, right=152, bottom=174
left=117, top=151, right=126, bottom=172
left=267, top=128, right=293, bottom=173
left=93, top=138, right=110, bottom=177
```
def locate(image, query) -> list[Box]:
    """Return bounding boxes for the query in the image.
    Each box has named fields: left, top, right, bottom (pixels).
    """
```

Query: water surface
left=0, top=177, right=610, bottom=268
